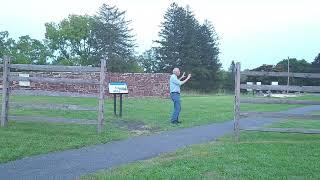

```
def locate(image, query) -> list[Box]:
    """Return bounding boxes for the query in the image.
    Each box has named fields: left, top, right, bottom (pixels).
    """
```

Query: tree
left=312, top=53, right=320, bottom=72
left=246, top=64, right=275, bottom=85
left=0, top=31, right=15, bottom=58
left=274, top=58, right=312, bottom=85
left=137, top=48, right=159, bottom=73
left=13, top=35, right=50, bottom=64
left=155, top=3, right=221, bottom=91
left=189, top=20, right=221, bottom=91
left=44, top=4, right=141, bottom=72
left=249, top=58, right=314, bottom=86
left=45, top=15, right=93, bottom=65
left=223, top=61, right=236, bottom=91
left=90, top=3, right=136, bottom=71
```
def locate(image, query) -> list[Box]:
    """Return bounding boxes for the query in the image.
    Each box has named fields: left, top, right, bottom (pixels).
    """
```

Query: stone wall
left=1, top=72, right=170, bottom=98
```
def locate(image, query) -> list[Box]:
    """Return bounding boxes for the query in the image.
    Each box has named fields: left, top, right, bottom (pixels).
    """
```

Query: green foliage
left=43, top=4, right=140, bottom=72
left=90, top=4, right=136, bottom=72
left=154, top=3, right=221, bottom=91
left=311, top=53, right=320, bottom=72
left=0, top=31, right=15, bottom=58
left=221, top=61, right=236, bottom=92
left=247, top=58, right=316, bottom=86
left=1, top=31, right=50, bottom=64
left=45, top=15, right=94, bottom=65
left=137, top=48, right=159, bottom=73
left=13, top=35, right=50, bottom=64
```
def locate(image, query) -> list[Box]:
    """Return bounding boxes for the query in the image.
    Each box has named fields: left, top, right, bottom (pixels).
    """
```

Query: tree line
left=1, top=2, right=319, bottom=92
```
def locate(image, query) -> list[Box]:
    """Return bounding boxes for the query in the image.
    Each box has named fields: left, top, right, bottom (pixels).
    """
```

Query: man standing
left=169, top=68, right=191, bottom=124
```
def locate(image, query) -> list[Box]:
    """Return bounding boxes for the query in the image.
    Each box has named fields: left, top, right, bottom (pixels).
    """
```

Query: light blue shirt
left=170, top=74, right=182, bottom=93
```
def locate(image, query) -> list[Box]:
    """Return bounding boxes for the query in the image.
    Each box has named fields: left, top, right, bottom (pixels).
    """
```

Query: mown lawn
left=83, top=122, right=320, bottom=179
left=268, top=119, right=320, bottom=129
left=0, top=94, right=309, bottom=163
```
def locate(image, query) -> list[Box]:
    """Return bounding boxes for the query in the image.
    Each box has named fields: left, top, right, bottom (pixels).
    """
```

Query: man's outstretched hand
left=181, top=72, right=186, bottom=78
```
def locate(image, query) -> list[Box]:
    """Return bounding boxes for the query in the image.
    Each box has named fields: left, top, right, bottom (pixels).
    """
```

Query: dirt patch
left=112, top=120, right=161, bottom=135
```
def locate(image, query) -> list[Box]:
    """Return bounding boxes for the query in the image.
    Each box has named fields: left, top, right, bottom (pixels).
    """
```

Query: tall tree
left=312, top=53, right=320, bottom=72
left=45, top=15, right=93, bottom=65
left=0, top=31, right=15, bottom=58
left=155, top=3, right=221, bottom=91
left=90, top=3, right=136, bottom=71
left=223, top=61, right=236, bottom=91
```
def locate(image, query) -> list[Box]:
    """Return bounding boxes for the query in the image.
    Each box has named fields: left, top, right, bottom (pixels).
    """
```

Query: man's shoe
left=171, top=121, right=181, bottom=124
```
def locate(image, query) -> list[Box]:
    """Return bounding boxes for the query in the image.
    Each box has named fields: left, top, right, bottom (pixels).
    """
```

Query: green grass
left=312, top=111, right=320, bottom=115
left=0, top=94, right=312, bottom=163
left=82, top=132, right=320, bottom=180
left=0, top=121, right=130, bottom=164
left=5, top=94, right=302, bottom=130
left=294, top=94, right=320, bottom=101
left=268, top=119, right=320, bottom=129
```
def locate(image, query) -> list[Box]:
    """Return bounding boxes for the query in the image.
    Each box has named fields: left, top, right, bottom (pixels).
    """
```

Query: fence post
left=1, top=56, right=11, bottom=127
left=234, top=62, right=241, bottom=142
left=98, top=58, right=107, bottom=133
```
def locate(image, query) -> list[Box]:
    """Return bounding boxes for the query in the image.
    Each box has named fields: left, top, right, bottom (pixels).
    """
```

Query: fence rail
left=240, top=84, right=320, bottom=93
left=10, top=64, right=100, bottom=72
left=11, top=90, right=98, bottom=98
left=241, top=127, right=320, bottom=134
left=9, top=116, right=98, bottom=125
left=240, top=98, right=320, bottom=105
left=240, top=112, right=320, bottom=119
left=10, top=76, right=100, bottom=85
left=242, top=71, right=320, bottom=79
left=10, top=102, right=97, bottom=111
left=234, top=63, right=320, bottom=141
left=1, top=56, right=106, bottom=133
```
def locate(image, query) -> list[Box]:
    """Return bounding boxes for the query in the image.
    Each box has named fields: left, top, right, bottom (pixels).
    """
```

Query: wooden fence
left=234, top=62, right=320, bottom=141
left=0, top=56, right=107, bottom=133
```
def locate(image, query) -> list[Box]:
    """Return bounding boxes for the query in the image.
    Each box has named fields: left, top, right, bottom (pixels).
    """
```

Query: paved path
left=0, top=105, right=319, bottom=180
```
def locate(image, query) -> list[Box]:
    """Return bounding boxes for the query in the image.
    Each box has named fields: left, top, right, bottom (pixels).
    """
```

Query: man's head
left=172, top=68, right=180, bottom=76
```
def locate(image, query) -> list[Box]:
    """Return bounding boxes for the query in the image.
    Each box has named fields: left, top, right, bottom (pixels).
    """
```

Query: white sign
left=256, top=82, right=261, bottom=85
left=246, top=82, right=253, bottom=91
left=271, top=82, right=278, bottom=86
left=19, top=74, right=30, bottom=87
left=109, top=82, right=128, bottom=94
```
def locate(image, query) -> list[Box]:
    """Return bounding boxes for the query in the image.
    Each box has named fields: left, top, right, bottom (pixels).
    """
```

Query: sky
left=1, top=0, right=319, bottom=70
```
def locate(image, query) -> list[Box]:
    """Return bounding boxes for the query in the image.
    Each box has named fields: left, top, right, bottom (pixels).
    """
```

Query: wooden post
left=98, top=58, right=106, bottom=133
left=287, top=57, right=290, bottom=94
left=234, top=62, right=241, bottom=142
left=114, top=94, right=117, bottom=116
left=1, top=56, right=11, bottom=127
left=120, top=94, right=123, bottom=118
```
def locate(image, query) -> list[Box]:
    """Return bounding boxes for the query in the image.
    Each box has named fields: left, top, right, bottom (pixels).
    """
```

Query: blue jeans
left=170, top=93, right=181, bottom=122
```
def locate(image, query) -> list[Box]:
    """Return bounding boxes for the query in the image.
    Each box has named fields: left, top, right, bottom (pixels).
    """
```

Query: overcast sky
left=1, top=0, right=319, bottom=69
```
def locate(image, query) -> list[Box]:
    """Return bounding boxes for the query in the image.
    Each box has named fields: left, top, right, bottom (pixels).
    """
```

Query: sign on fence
left=18, top=74, right=30, bottom=87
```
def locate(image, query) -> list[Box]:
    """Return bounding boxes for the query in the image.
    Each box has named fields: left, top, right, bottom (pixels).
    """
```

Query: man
left=169, top=68, right=191, bottom=124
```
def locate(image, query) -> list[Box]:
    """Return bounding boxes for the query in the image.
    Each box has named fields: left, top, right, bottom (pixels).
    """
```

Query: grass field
left=312, top=111, right=320, bottom=115
left=268, top=119, right=320, bottom=129
left=83, top=120, right=320, bottom=180
left=0, top=94, right=314, bottom=163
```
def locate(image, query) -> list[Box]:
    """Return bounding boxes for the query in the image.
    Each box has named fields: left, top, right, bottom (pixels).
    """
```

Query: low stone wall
left=1, top=72, right=170, bottom=98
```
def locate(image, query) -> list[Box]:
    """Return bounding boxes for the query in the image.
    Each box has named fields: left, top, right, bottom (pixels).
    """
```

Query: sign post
left=109, top=82, right=128, bottom=117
